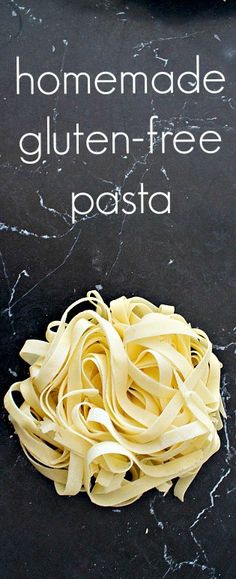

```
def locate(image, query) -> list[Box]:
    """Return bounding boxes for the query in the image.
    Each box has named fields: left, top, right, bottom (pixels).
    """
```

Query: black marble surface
left=0, top=1, right=236, bottom=578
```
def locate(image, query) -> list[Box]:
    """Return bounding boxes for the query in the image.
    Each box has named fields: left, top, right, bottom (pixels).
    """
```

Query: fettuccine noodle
left=4, top=291, right=225, bottom=506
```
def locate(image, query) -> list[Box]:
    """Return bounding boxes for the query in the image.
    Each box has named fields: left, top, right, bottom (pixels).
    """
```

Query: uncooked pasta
left=4, top=291, right=225, bottom=507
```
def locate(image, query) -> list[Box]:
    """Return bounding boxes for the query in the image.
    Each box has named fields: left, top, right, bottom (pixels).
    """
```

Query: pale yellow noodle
left=4, top=290, right=225, bottom=507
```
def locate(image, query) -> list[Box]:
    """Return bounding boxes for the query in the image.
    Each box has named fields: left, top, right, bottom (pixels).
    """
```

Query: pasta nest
left=4, top=291, right=225, bottom=507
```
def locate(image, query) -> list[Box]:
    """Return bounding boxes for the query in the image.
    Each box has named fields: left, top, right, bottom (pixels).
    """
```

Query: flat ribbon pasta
left=4, top=290, right=226, bottom=506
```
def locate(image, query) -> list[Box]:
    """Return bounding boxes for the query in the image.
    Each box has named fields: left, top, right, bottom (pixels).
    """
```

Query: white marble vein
left=0, top=250, right=29, bottom=334
left=1, top=230, right=81, bottom=317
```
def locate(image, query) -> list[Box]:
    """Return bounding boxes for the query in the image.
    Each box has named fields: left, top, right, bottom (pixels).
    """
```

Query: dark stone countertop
left=0, top=1, right=235, bottom=578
